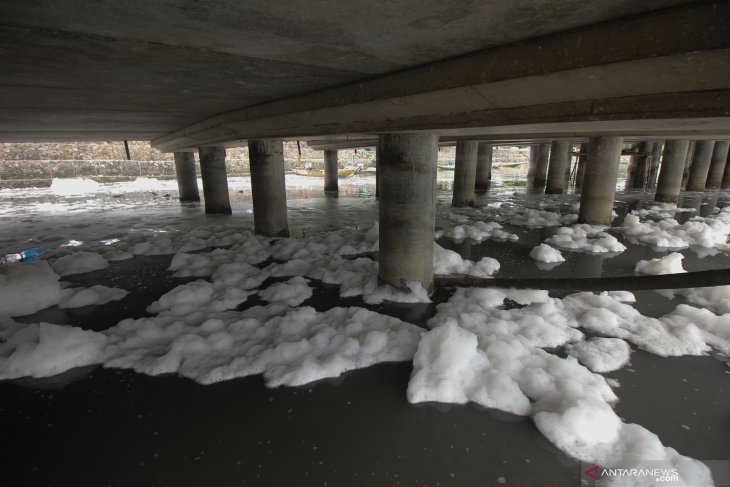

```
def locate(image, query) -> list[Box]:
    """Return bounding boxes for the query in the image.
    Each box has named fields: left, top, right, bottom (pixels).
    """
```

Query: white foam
left=59, top=285, right=128, bottom=309
left=634, top=252, right=686, bottom=275
left=258, top=277, right=313, bottom=307
left=566, top=337, right=631, bottom=372
left=0, top=322, right=107, bottom=379
left=0, top=262, right=61, bottom=317
left=51, top=251, right=109, bottom=276
left=545, top=225, right=626, bottom=254
left=529, top=243, right=565, bottom=263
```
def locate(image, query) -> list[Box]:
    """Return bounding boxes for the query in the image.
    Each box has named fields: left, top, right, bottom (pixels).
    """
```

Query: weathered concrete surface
left=249, top=139, right=289, bottom=237
left=648, top=141, right=664, bottom=189
left=173, top=152, right=200, bottom=202
left=575, top=143, right=588, bottom=191
left=198, top=146, right=231, bottom=214
left=685, top=140, right=715, bottom=191
left=324, top=149, right=338, bottom=193
left=706, top=141, right=730, bottom=189
left=545, top=140, right=570, bottom=194
left=532, top=143, right=551, bottom=192
left=150, top=1, right=730, bottom=151
left=452, top=141, right=478, bottom=207
left=655, top=139, right=690, bottom=203
left=475, top=143, right=492, bottom=194
left=378, top=133, right=438, bottom=291
left=578, top=136, right=623, bottom=225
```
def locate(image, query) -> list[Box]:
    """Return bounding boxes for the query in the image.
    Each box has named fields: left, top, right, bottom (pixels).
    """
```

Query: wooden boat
left=437, top=163, right=455, bottom=171
left=293, top=169, right=356, bottom=178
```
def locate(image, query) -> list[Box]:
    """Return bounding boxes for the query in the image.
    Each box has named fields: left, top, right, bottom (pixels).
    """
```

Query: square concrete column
left=173, top=152, right=200, bottom=203
left=545, top=140, right=571, bottom=194
left=655, top=140, right=690, bottom=203
left=578, top=136, right=623, bottom=225
left=198, top=146, right=231, bottom=214
left=475, top=143, right=492, bottom=194
left=706, top=141, right=730, bottom=189
left=685, top=140, right=715, bottom=191
left=452, top=140, right=478, bottom=207
left=249, top=139, right=289, bottom=237
left=378, top=133, right=438, bottom=292
left=324, top=149, right=339, bottom=194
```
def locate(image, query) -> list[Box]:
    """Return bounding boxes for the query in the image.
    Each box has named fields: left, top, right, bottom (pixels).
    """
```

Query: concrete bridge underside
left=0, top=0, right=729, bottom=147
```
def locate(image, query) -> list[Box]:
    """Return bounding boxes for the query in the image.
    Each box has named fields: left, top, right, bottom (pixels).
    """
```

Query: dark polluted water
left=2, top=174, right=730, bottom=486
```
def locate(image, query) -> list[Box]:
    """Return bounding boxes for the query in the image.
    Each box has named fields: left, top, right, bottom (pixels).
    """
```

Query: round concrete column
left=532, top=143, right=550, bottom=192
left=324, top=149, right=339, bottom=194
left=648, top=142, right=663, bottom=189
left=655, top=140, right=690, bottom=203
left=626, top=141, right=652, bottom=190
left=475, top=143, right=492, bottom=194
left=198, top=146, right=231, bottom=214
left=681, top=140, right=696, bottom=188
left=173, top=152, right=200, bottom=203
left=452, top=140, right=478, bottom=207
left=527, top=145, right=538, bottom=180
left=375, top=145, right=381, bottom=199
left=685, top=140, right=715, bottom=191
left=545, top=140, right=570, bottom=194
left=706, top=141, right=730, bottom=189
left=248, top=139, right=289, bottom=237
left=575, top=143, right=588, bottom=192
left=722, top=152, right=730, bottom=190
left=378, top=133, right=438, bottom=292
left=577, top=136, right=623, bottom=225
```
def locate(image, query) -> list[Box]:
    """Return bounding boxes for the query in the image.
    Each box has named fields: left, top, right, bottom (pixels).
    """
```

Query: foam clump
left=634, top=252, right=686, bottom=275
left=566, top=337, right=631, bottom=372
left=51, top=251, right=109, bottom=276
left=0, top=262, right=62, bottom=317
left=59, top=285, right=128, bottom=309
left=105, top=305, right=423, bottom=387
left=436, top=221, right=518, bottom=243
left=0, top=322, right=107, bottom=379
left=407, top=287, right=713, bottom=485
left=620, top=209, right=730, bottom=250
left=258, top=277, right=313, bottom=307
left=529, top=243, right=565, bottom=263
left=545, top=225, right=626, bottom=254
left=433, top=243, right=500, bottom=278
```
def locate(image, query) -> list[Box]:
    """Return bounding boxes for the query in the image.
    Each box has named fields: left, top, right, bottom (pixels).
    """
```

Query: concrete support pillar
left=532, top=143, right=550, bottom=192
left=563, top=145, right=573, bottom=187
left=685, top=140, right=715, bottom=192
left=545, top=140, right=570, bottom=194
left=375, top=145, right=381, bottom=198
left=722, top=152, right=730, bottom=190
left=527, top=145, right=538, bottom=180
left=706, top=141, right=730, bottom=189
left=624, top=144, right=640, bottom=191
left=475, top=143, right=492, bottom=194
left=324, top=149, right=339, bottom=194
left=198, top=146, right=231, bottom=214
left=578, top=136, right=623, bottom=225
left=648, top=142, right=663, bottom=189
left=575, top=143, right=588, bottom=192
left=681, top=140, right=696, bottom=189
left=655, top=140, right=690, bottom=204
left=378, top=133, right=438, bottom=292
left=248, top=139, right=289, bottom=237
left=452, top=140, right=478, bottom=207
left=626, top=142, right=652, bottom=190
left=173, top=152, right=200, bottom=202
